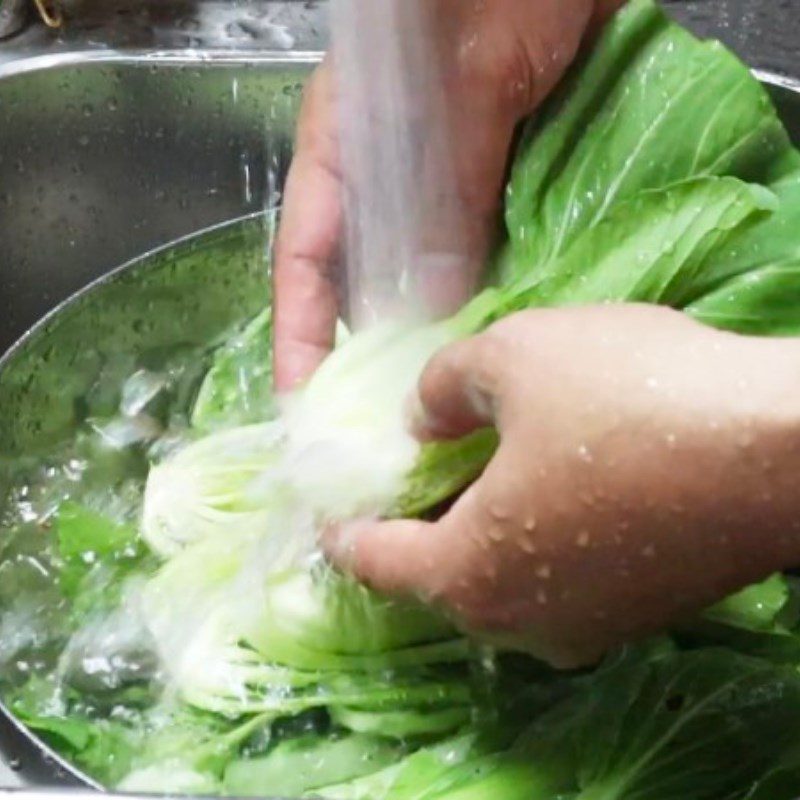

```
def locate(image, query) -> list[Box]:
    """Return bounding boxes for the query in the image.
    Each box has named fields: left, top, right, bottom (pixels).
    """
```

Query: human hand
left=324, top=305, right=800, bottom=668
left=273, top=0, right=626, bottom=391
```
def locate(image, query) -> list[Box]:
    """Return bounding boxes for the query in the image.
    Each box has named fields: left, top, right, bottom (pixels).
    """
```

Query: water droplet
left=577, top=444, right=593, bottom=463
left=519, top=538, right=537, bottom=555
left=641, top=543, right=656, bottom=558
left=489, top=504, right=509, bottom=521
left=524, top=516, right=537, bottom=532
left=536, top=589, right=548, bottom=605
left=487, top=527, right=504, bottom=543
left=576, top=530, right=591, bottom=548
left=535, top=564, right=552, bottom=580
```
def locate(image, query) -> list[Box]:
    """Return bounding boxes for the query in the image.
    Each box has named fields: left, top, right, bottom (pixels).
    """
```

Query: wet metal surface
left=0, top=0, right=798, bottom=791
left=666, top=0, right=799, bottom=76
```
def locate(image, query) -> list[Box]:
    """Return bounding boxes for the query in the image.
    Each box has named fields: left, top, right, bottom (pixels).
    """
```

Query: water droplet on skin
left=577, top=445, right=593, bottom=463
left=519, top=539, right=537, bottom=555
left=536, top=589, right=548, bottom=605
left=641, top=543, right=656, bottom=558
left=487, top=528, right=504, bottom=543
left=665, top=432, right=677, bottom=448
left=489, top=504, right=509, bottom=521
left=524, top=516, right=537, bottom=532
left=535, top=564, right=552, bottom=580
left=576, top=530, right=591, bottom=548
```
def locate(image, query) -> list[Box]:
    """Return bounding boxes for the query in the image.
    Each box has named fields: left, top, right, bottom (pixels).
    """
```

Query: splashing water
left=331, top=0, right=475, bottom=329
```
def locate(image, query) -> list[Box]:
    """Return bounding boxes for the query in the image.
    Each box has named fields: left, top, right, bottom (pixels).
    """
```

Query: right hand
left=273, top=0, right=626, bottom=391
left=325, top=305, right=800, bottom=668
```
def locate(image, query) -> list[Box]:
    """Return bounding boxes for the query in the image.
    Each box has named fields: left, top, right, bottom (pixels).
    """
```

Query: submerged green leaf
left=224, top=734, right=405, bottom=797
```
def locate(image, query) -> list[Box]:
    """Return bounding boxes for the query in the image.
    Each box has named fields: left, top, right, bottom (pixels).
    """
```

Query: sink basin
left=0, top=51, right=318, bottom=356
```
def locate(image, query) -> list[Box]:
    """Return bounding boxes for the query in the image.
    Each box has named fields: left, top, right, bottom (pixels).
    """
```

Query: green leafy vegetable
left=192, top=308, right=275, bottom=431
left=56, top=501, right=144, bottom=596
left=8, top=1, right=800, bottom=798
left=223, top=734, right=406, bottom=797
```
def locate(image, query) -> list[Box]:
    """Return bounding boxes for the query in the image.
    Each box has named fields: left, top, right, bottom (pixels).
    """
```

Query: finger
left=274, top=62, right=342, bottom=391
left=590, top=0, right=627, bottom=30
left=411, top=334, right=506, bottom=441
left=323, top=480, right=485, bottom=601
left=323, top=518, right=453, bottom=600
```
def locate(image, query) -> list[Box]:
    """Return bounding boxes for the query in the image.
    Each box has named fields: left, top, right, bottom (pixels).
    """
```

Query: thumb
left=322, top=517, right=455, bottom=601
left=322, top=478, right=488, bottom=603
left=412, top=333, right=506, bottom=442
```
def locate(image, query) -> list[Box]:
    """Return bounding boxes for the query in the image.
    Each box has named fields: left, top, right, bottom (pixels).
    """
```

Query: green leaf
left=704, top=574, right=789, bottom=631
left=57, top=500, right=141, bottom=563
left=56, top=500, right=145, bottom=600
left=393, top=429, right=499, bottom=519
left=687, top=168, right=800, bottom=334
left=502, top=0, right=793, bottom=283
left=224, top=734, right=405, bottom=797
left=518, top=647, right=800, bottom=800
left=509, top=177, right=775, bottom=310
left=192, top=308, right=275, bottom=431
left=15, top=711, right=138, bottom=786
left=329, top=705, right=472, bottom=740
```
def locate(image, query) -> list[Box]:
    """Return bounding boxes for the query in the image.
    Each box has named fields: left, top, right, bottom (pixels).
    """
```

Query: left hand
left=273, top=0, right=626, bottom=391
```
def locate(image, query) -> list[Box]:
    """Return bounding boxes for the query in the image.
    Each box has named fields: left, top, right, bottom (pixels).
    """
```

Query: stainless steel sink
left=0, top=6, right=799, bottom=791
left=0, top=49, right=321, bottom=356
